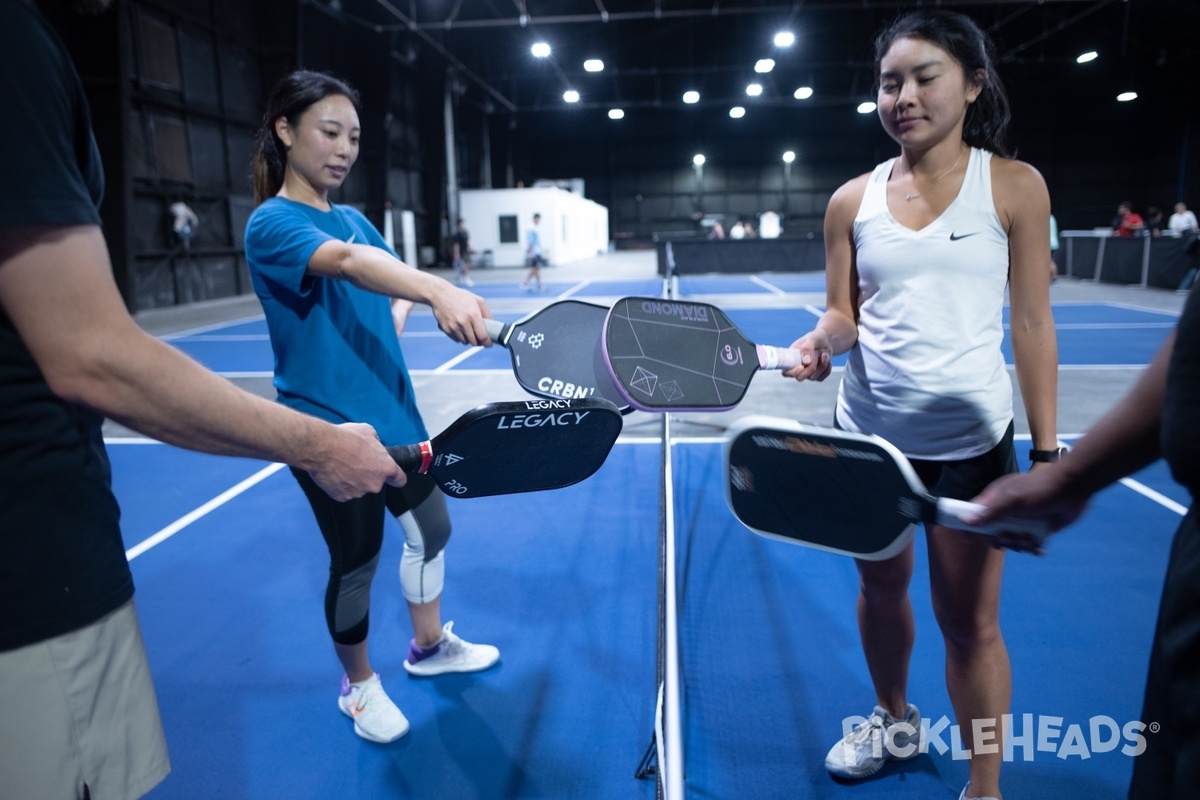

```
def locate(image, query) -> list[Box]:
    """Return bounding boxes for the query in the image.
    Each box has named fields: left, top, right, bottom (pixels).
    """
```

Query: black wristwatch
left=1029, top=447, right=1068, bottom=464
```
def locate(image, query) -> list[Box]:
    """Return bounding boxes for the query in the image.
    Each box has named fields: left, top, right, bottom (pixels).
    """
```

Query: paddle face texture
left=426, top=398, right=623, bottom=498
left=724, top=417, right=922, bottom=559
left=502, top=300, right=631, bottom=411
left=603, top=296, right=759, bottom=411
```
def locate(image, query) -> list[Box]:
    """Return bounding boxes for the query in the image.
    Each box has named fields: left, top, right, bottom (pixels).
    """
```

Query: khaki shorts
left=0, top=599, right=170, bottom=800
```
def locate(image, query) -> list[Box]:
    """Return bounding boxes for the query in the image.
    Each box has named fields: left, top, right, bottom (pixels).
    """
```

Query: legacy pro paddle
left=484, top=300, right=631, bottom=413
left=723, top=416, right=1050, bottom=559
left=602, top=296, right=803, bottom=412
left=386, top=398, right=621, bottom=499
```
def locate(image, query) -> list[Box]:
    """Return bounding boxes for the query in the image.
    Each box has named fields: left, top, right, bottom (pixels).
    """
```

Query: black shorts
left=908, top=421, right=1019, bottom=501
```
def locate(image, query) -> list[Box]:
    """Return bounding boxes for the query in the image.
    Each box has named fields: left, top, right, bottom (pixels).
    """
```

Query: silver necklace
left=903, top=149, right=965, bottom=201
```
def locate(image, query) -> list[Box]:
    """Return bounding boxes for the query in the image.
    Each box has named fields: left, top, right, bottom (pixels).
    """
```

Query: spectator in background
left=1146, top=207, right=1165, bottom=238
left=707, top=220, right=726, bottom=240
left=728, top=219, right=747, bottom=239
left=1113, top=201, right=1145, bottom=237
left=743, top=220, right=758, bottom=238
left=520, top=212, right=546, bottom=293
left=1049, top=212, right=1059, bottom=282
left=759, top=210, right=782, bottom=239
left=450, top=218, right=475, bottom=287
left=1169, top=202, right=1199, bottom=235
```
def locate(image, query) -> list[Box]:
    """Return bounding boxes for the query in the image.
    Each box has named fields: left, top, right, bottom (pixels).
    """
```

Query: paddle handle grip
left=385, top=441, right=434, bottom=475
left=483, top=318, right=506, bottom=344
left=756, top=344, right=804, bottom=371
left=935, top=497, right=1050, bottom=543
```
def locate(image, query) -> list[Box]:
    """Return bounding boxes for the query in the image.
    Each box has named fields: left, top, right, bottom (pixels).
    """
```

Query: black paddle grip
left=386, top=443, right=428, bottom=474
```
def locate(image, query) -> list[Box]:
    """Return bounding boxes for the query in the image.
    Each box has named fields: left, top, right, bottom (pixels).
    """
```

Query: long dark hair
left=873, top=10, right=1014, bottom=158
left=252, top=70, right=361, bottom=204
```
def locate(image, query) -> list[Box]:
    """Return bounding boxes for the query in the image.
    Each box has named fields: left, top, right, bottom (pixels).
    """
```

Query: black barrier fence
left=1060, top=233, right=1198, bottom=290
left=656, top=238, right=825, bottom=275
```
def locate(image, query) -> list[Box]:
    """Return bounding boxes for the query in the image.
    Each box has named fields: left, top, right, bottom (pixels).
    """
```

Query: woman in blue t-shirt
left=245, top=70, right=499, bottom=744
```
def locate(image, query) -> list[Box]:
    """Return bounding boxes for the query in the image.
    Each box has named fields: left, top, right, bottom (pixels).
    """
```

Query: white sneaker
left=959, top=782, right=999, bottom=800
left=825, top=704, right=921, bottom=779
left=337, top=673, right=409, bottom=743
left=463, top=277, right=475, bottom=287
left=403, top=621, right=500, bottom=677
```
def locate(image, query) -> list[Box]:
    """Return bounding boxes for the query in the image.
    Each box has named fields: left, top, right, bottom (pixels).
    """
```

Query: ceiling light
left=683, top=90, right=700, bottom=104
left=531, top=42, right=551, bottom=58
left=1076, top=51, right=1098, bottom=64
left=774, top=32, right=795, bottom=48
left=857, top=101, right=877, bottom=114
left=782, top=151, right=796, bottom=163
left=729, top=106, right=746, bottom=118
left=1117, top=91, right=1138, bottom=102
left=608, top=108, right=624, bottom=120
left=584, top=59, right=604, bottom=72
left=563, top=90, right=580, bottom=103
left=793, top=86, right=813, bottom=100
left=746, top=83, right=763, bottom=97
left=755, top=59, right=775, bottom=74
left=693, top=154, right=705, bottom=166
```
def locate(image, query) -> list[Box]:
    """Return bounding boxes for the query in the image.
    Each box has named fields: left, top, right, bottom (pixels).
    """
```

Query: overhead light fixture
left=1117, top=91, right=1138, bottom=102
left=683, top=90, right=700, bottom=104
left=584, top=59, right=604, bottom=72
left=729, top=106, right=746, bottom=119
left=783, top=151, right=796, bottom=163
left=1077, top=51, right=1098, bottom=64
left=794, top=86, right=814, bottom=100
left=693, top=154, right=705, bottom=166
left=563, top=90, right=580, bottom=103
left=857, top=101, right=877, bottom=114
left=755, top=59, right=775, bottom=74
left=774, top=32, right=795, bottom=48
left=746, top=83, right=763, bottom=97
left=531, top=42, right=551, bottom=58
left=608, top=108, right=624, bottom=119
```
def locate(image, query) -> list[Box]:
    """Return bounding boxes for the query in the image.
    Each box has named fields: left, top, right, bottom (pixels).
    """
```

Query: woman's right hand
left=783, top=330, right=834, bottom=382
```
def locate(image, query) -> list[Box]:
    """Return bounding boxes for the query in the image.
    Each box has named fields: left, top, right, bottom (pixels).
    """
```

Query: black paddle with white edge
left=483, top=300, right=631, bottom=413
left=386, top=398, right=622, bottom=499
left=723, top=416, right=1050, bottom=559
left=602, top=296, right=804, bottom=412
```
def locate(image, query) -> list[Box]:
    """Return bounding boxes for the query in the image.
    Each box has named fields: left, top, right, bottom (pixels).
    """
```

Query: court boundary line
left=124, top=462, right=287, bottom=561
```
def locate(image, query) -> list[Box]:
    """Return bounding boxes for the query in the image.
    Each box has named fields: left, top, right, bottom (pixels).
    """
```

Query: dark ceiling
left=323, top=0, right=1196, bottom=116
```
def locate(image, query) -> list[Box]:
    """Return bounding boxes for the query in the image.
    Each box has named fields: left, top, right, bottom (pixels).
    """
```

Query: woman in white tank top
left=784, top=12, right=1059, bottom=800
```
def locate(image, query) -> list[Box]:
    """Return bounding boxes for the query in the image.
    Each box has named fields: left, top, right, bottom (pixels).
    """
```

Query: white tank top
left=836, top=147, right=1012, bottom=460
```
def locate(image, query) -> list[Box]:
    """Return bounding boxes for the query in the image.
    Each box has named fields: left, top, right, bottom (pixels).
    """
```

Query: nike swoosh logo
left=949, top=232, right=979, bottom=241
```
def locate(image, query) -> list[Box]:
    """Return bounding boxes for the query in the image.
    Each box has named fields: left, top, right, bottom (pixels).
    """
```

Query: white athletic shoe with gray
left=959, top=782, right=1000, bottom=800
left=825, top=703, right=921, bottom=779
left=403, top=621, right=500, bottom=677
left=338, top=673, right=410, bottom=743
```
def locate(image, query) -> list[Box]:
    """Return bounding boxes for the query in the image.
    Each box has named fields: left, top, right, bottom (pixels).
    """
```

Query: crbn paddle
left=723, top=416, right=1050, bottom=560
left=386, top=398, right=622, bottom=499
left=484, top=300, right=631, bottom=413
left=602, top=296, right=803, bottom=412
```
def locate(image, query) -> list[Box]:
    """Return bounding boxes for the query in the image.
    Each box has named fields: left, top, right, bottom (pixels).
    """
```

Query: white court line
left=159, top=314, right=266, bottom=341
left=1100, top=301, right=1182, bottom=318
left=750, top=275, right=788, bottom=296
left=431, top=346, right=488, bottom=373
left=124, top=462, right=287, bottom=561
left=1033, top=322, right=1177, bottom=330
left=803, top=304, right=824, bottom=317
left=174, top=334, right=271, bottom=341
left=556, top=279, right=593, bottom=299
left=1119, top=478, right=1188, bottom=516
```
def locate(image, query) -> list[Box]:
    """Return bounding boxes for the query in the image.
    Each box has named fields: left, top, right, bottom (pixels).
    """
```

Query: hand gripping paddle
left=723, top=416, right=1050, bottom=559
left=602, top=296, right=803, bottom=412
left=484, top=300, right=631, bottom=413
left=386, top=398, right=622, bottom=499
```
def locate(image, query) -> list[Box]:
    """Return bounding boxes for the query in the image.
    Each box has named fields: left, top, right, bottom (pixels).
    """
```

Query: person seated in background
left=743, top=220, right=757, bottom=238
left=728, top=219, right=746, bottom=239
left=1169, top=202, right=1199, bottom=235
left=707, top=220, right=726, bottom=240
left=1113, top=201, right=1145, bottom=237
left=1145, top=207, right=1165, bottom=238
left=759, top=210, right=782, bottom=239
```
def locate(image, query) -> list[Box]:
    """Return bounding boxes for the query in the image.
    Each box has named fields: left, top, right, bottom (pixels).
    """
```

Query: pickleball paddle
left=387, top=398, right=622, bottom=498
left=723, top=415, right=1050, bottom=559
left=484, top=301, right=631, bottom=413
left=602, top=296, right=803, bottom=412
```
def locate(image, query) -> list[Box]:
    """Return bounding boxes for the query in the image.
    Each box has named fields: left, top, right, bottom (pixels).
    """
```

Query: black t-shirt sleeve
left=1163, top=288, right=1200, bottom=494
left=0, top=1, right=104, bottom=228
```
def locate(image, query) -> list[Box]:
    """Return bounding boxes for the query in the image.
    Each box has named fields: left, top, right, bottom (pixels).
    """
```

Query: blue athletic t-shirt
left=244, top=199, right=427, bottom=445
